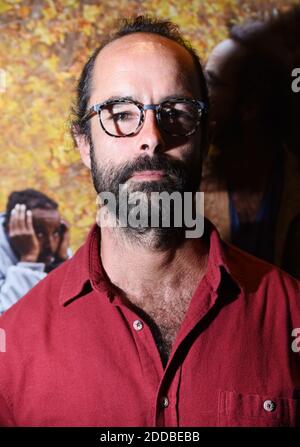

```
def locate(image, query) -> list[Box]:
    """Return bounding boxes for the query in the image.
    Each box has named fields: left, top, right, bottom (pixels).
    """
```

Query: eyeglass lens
left=160, top=102, right=199, bottom=136
left=100, top=101, right=200, bottom=137
left=101, top=102, right=140, bottom=137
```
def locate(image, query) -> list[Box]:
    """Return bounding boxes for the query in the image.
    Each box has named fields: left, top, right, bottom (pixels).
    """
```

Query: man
left=203, top=17, right=300, bottom=277
left=0, top=189, right=70, bottom=314
left=0, top=16, right=299, bottom=427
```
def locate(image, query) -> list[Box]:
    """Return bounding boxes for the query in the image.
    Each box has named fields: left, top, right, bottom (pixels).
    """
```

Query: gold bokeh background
left=0, top=0, right=298, bottom=250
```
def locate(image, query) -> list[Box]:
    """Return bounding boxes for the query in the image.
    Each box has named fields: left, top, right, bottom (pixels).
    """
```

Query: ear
left=73, top=126, right=91, bottom=170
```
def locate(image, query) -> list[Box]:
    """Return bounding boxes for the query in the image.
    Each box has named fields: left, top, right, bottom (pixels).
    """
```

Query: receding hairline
left=91, top=32, right=204, bottom=95
left=100, top=31, right=195, bottom=57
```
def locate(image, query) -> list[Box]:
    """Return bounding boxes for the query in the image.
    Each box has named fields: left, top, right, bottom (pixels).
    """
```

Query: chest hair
left=127, top=284, right=196, bottom=367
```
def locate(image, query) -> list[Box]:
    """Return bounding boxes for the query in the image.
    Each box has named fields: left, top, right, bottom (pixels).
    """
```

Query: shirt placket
left=109, top=275, right=220, bottom=427
left=154, top=365, right=182, bottom=426
left=153, top=281, right=220, bottom=427
left=116, top=303, right=165, bottom=424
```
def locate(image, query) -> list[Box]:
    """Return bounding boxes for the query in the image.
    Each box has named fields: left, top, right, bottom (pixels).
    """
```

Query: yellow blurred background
left=0, top=0, right=298, bottom=250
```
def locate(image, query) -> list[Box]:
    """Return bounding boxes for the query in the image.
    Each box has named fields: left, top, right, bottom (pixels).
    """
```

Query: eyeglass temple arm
left=81, top=104, right=101, bottom=122
left=196, top=100, right=208, bottom=113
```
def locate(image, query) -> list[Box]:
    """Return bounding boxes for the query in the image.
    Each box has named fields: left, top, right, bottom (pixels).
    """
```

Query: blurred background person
left=0, top=188, right=70, bottom=314
left=269, top=6, right=300, bottom=279
left=203, top=8, right=300, bottom=278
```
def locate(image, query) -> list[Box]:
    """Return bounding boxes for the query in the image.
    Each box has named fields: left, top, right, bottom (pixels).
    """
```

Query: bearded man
left=0, top=16, right=299, bottom=427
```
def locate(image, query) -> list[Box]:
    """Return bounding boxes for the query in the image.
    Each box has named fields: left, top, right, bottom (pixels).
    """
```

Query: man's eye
left=164, top=109, right=178, bottom=119
left=112, top=112, right=136, bottom=122
left=164, top=109, right=191, bottom=120
left=36, top=232, right=44, bottom=239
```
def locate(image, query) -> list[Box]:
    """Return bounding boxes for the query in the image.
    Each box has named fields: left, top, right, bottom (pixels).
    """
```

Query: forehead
left=32, top=208, right=60, bottom=225
left=90, top=33, right=201, bottom=102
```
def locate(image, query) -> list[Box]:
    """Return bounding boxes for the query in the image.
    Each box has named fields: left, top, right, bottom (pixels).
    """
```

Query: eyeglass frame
left=81, top=97, right=208, bottom=138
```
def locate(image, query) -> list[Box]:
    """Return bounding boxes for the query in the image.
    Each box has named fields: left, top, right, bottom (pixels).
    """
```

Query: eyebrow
left=102, top=94, right=196, bottom=104
left=104, top=95, right=136, bottom=102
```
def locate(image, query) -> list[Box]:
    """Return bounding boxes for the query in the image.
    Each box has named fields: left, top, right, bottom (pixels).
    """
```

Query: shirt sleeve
left=0, top=262, right=47, bottom=315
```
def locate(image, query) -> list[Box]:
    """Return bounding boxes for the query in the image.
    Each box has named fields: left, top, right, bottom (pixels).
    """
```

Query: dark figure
left=204, top=12, right=300, bottom=277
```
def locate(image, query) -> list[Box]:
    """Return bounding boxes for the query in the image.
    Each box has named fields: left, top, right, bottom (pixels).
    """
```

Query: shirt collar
left=59, top=220, right=242, bottom=306
left=59, top=224, right=106, bottom=306
left=204, top=218, right=242, bottom=292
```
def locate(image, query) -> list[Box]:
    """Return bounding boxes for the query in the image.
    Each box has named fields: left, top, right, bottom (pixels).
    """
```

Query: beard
left=90, top=142, right=202, bottom=250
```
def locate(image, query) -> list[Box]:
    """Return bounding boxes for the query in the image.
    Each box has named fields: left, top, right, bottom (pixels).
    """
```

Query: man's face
left=32, top=208, right=62, bottom=264
left=77, top=33, right=205, bottom=245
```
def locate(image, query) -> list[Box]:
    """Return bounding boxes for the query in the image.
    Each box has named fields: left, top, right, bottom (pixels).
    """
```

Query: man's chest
left=10, top=306, right=299, bottom=427
left=5, top=271, right=300, bottom=427
left=127, top=286, right=195, bottom=364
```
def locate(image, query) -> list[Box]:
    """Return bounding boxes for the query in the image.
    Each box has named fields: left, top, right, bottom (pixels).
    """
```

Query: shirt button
left=160, top=396, right=169, bottom=408
left=133, top=320, right=143, bottom=331
left=263, top=400, right=276, bottom=412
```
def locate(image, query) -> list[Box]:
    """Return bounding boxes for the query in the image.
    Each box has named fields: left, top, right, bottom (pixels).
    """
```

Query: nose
left=137, top=108, right=166, bottom=154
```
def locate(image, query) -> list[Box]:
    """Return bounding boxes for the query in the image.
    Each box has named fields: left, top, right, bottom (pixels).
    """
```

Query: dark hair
left=72, top=15, right=209, bottom=149
left=4, top=189, right=58, bottom=229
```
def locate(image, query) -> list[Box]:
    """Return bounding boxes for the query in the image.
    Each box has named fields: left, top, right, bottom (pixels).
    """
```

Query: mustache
left=109, top=154, right=187, bottom=185
left=90, top=141, right=201, bottom=196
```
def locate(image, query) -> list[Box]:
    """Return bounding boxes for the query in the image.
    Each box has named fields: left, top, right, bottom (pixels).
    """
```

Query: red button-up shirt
left=0, top=223, right=299, bottom=427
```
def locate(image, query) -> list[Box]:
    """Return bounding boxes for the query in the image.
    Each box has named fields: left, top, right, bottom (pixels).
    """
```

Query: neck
left=100, top=226, right=208, bottom=297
